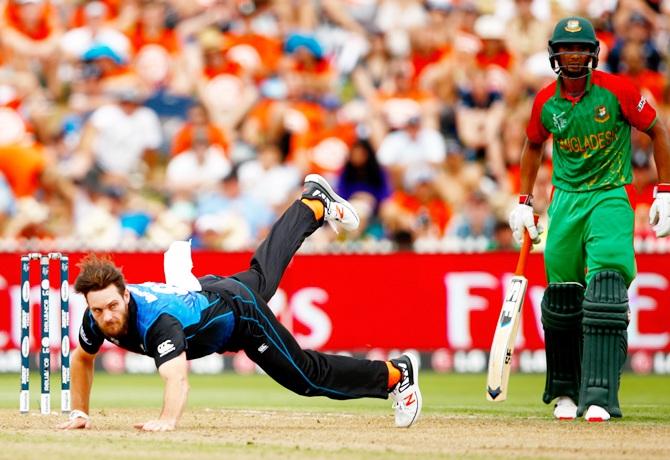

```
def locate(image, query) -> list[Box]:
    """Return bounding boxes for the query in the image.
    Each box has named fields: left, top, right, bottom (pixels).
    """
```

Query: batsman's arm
left=647, top=120, right=670, bottom=183
left=519, top=139, right=545, bottom=196
left=58, top=347, right=96, bottom=429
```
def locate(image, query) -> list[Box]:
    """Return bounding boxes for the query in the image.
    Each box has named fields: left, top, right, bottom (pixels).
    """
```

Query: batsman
left=509, top=16, right=670, bottom=421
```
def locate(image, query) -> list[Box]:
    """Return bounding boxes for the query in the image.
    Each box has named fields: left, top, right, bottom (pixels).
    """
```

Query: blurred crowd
left=0, top=0, right=668, bottom=252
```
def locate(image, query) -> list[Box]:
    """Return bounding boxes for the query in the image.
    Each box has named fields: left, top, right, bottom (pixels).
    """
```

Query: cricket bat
left=486, top=222, right=535, bottom=402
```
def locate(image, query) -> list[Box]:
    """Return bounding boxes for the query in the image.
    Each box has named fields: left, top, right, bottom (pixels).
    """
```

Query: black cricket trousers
left=199, top=201, right=389, bottom=400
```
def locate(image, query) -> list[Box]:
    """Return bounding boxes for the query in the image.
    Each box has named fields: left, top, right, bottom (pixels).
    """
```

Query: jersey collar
left=556, top=71, right=593, bottom=103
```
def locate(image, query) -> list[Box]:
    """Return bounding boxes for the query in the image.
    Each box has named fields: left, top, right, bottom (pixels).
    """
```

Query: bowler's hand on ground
left=58, top=415, right=91, bottom=430
left=508, top=203, right=543, bottom=244
left=134, top=419, right=176, bottom=432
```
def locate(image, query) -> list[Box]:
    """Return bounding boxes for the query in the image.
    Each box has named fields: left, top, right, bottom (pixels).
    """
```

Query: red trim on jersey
left=655, top=184, right=670, bottom=196
left=526, top=81, right=556, bottom=144
left=591, top=70, right=657, bottom=132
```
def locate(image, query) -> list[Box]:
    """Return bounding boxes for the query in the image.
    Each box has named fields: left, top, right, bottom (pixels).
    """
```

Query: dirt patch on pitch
left=1, top=409, right=669, bottom=459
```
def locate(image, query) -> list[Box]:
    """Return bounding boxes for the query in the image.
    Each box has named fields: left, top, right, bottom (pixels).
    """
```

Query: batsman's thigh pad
left=541, top=283, right=585, bottom=404
left=577, top=270, right=629, bottom=417
left=584, top=188, right=636, bottom=286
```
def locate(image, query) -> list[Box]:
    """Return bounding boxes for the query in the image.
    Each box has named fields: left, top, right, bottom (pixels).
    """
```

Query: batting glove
left=509, top=195, right=543, bottom=244
left=649, top=184, right=670, bottom=238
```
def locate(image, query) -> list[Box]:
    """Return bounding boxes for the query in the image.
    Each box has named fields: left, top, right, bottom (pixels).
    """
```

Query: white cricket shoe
left=302, top=174, right=360, bottom=232
left=553, top=396, right=577, bottom=420
left=584, top=405, right=610, bottom=422
left=389, top=354, right=422, bottom=428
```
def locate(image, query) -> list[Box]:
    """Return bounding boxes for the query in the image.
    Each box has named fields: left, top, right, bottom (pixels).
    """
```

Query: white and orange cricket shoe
left=302, top=174, right=360, bottom=232
left=389, top=354, right=422, bottom=428
left=584, top=405, right=610, bottom=422
left=553, top=396, right=577, bottom=420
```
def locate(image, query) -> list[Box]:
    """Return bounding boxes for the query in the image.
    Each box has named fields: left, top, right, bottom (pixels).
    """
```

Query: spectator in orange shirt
left=289, top=97, right=357, bottom=178
left=473, top=15, right=516, bottom=93
left=1, top=0, right=62, bottom=94
left=171, top=103, right=229, bottom=156
left=374, top=59, right=437, bottom=131
left=68, top=0, right=121, bottom=28
left=0, top=140, right=74, bottom=238
left=125, top=0, right=180, bottom=55
left=380, top=166, right=451, bottom=247
left=193, top=27, right=257, bottom=136
left=283, top=33, right=334, bottom=98
left=618, top=41, right=667, bottom=105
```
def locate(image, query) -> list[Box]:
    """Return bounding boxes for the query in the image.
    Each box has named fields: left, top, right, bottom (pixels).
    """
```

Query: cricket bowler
left=58, top=174, right=421, bottom=431
left=509, top=16, right=670, bottom=421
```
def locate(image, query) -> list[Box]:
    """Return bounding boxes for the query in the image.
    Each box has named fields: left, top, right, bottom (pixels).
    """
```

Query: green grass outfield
left=1, top=373, right=669, bottom=460
left=1, top=372, right=669, bottom=420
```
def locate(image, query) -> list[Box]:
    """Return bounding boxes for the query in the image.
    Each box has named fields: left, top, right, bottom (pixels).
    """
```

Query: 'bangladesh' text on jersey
left=78, top=282, right=236, bottom=368
left=526, top=70, right=657, bottom=192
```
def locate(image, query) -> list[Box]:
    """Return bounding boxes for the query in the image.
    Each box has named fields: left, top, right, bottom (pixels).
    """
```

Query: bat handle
left=514, top=214, right=539, bottom=276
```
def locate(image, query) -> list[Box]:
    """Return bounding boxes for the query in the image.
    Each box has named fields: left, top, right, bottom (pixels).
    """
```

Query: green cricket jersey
left=527, top=70, right=657, bottom=191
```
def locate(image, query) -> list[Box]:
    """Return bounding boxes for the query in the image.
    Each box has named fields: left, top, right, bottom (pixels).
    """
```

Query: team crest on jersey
left=564, top=20, right=582, bottom=32
left=594, top=105, right=610, bottom=123
left=552, top=111, right=567, bottom=132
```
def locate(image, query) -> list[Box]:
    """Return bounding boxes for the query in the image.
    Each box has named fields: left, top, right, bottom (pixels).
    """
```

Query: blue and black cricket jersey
left=78, top=282, right=236, bottom=367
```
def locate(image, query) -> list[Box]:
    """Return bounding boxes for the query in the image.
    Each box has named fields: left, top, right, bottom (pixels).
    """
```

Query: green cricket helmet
left=548, top=16, right=600, bottom=72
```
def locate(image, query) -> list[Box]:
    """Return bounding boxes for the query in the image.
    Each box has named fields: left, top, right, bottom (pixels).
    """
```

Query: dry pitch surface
left=1, top=373, right=669, bottom=460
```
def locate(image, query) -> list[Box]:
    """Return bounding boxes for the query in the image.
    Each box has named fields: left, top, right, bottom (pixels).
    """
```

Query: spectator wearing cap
left=1, top=0, right=63, bottom=94
left=78, top=43, right=142, bottom=93
left=60, top=1, right=130, bottom=63
left=283, top=33, right=334, bottom=98
left=379, top=165, right=451, bottom=246
left=607, top=11, right=661, bottom=73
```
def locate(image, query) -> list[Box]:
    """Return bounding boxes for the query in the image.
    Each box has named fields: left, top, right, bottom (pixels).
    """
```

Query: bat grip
left=514, top=215, right=539, bottom=276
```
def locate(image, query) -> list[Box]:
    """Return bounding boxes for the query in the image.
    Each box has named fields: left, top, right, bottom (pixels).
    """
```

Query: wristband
left=519, top=194, right=534, bottom=206
left=653, top=184, right=670, bottom=197
left=69, top=409, right=89, bottom=421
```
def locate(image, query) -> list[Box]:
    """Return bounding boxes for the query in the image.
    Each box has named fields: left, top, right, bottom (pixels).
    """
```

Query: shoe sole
left=403, top=353, right=422, bottom=428
left=304, top=174, right=360, bottom=229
